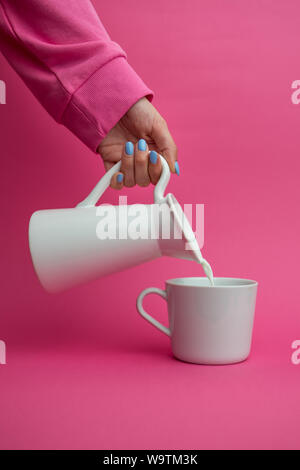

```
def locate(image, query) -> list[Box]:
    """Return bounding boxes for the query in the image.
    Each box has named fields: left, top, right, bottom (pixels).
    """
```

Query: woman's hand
left=97, top=97, right=179, bottom=189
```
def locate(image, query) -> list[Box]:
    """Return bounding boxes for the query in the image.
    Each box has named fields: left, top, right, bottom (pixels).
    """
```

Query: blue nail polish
left=138, top=139, right=147, bottom=151
left=149, top=150, right=157, bottom=164
left=117, top=173, right=123, bottom=183
left=125, top=141, right=134, bottom=155
left=175, top=161, right=180, bottom=175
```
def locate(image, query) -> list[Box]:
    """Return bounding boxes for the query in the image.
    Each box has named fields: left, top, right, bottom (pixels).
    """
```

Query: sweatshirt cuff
left=60, top=57, right=153, bottom=152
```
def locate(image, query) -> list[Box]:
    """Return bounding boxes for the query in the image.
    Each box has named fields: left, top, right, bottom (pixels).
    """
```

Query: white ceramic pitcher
left=29, top=155, right=202, bottom=293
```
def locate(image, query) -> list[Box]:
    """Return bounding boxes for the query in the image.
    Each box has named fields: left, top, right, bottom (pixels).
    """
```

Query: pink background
left=0, top=0, right=300, bottom=450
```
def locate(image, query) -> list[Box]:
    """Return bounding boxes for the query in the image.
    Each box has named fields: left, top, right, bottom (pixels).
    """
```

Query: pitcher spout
left=159, top=237, right=203, bottom=263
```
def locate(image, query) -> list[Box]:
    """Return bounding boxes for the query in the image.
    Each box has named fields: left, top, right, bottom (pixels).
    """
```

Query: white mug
left=136, top=277, right=258, bottom=365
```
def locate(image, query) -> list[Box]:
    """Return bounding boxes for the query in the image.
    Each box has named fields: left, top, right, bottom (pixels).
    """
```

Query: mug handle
left=136, top=287, right=171, bottom=336
left=77, top=153, right=170, bottom=208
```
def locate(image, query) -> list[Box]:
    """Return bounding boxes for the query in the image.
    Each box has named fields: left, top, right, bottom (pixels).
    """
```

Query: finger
left=110, top=172, right=124, bottom=190
left=151, top=117, right=178, bottom=174
left=135, top=139, right=151, bottom=187
left=148, top=150, right=162, bottom=185
left=120, top=141, right=135, bottom=187
left=103, top=161, right=114, bottom=172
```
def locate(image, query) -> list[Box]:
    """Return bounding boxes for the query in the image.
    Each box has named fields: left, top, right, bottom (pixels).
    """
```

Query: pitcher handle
left=77, top=153, right=170, bottom=208
left=153, top=156, right=170, bottom=204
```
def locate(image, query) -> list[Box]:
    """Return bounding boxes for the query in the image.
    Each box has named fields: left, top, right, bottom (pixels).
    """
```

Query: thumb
left=151, top=117, right=178, bottom=174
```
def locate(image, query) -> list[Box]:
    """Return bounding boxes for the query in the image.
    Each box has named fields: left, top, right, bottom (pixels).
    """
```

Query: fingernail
left=117, top=173, right=123, bottom=183
left=125, top=141, right=134, bottom=155
left=175, top=161, right=180, bottom=175
left=149, top=150, right=157, bottom=164
left=138, top=139, right=147, bottom=151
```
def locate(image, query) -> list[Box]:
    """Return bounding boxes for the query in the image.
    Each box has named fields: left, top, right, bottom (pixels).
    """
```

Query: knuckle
left=151, top=177, right=159, bottom=186
left=151, top=171, right=161, bottom=183
left=138, top=180, right=150, bottom=187
left=124, top=180, right=135, bottom=188
left=150, top=168, right=161, bottom=180
left=121, top=158, right=133, bottom=170
left=159, top=116, right=167, bottom=127
left=135, top=154, right=147, bottom=165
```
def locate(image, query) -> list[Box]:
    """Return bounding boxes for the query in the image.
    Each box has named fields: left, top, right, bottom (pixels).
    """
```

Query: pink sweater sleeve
left=0, top=0, right=153, bottom=152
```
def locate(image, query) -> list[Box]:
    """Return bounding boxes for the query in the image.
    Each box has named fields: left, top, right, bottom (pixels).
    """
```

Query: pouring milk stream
left=29, top=154, right=214, bottom=292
